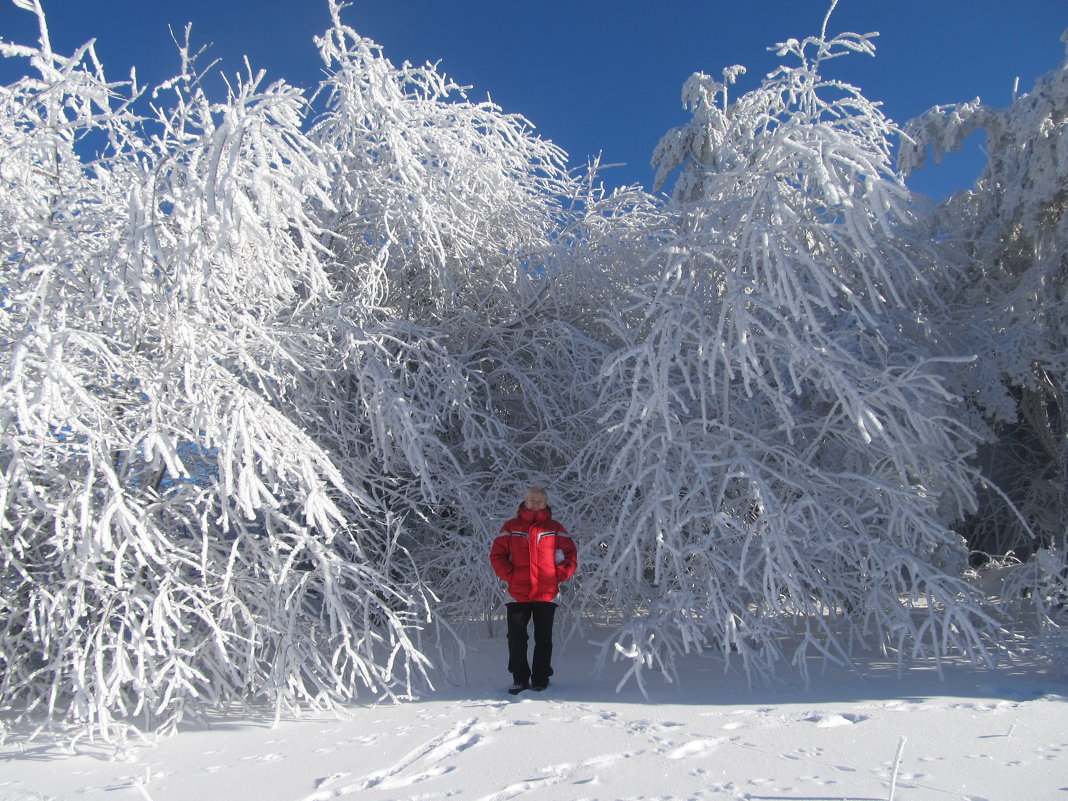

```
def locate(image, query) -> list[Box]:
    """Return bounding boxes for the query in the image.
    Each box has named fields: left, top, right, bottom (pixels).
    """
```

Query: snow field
left=3, top=629, right=1066, bottom=801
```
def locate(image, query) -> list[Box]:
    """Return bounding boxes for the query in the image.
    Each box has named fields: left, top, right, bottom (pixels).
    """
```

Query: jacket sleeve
left=489, top=535, right=513, bottom=581
left=555, top=534, right=578, bottom=582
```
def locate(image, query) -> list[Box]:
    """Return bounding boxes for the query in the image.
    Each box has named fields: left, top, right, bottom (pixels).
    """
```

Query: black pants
left=506, top=601, right=556, bottom=684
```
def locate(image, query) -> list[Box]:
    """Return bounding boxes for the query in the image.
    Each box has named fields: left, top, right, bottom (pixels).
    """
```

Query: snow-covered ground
left=3, top=625, right=1066, bottom=801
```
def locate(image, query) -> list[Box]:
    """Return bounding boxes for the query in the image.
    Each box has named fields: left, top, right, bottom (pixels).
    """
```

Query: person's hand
left=554, top=548, right=565, bottom=565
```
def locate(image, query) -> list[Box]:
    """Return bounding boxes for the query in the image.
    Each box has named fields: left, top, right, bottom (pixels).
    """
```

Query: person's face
left=524, top=492, right=547, bottom=511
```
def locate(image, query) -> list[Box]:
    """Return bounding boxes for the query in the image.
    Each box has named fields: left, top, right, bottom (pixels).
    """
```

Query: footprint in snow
left=668, top=738, right=723, bottom=759
left=806, top=712, right=868, bottom=727
left=314, top=772, right=351, bottom=790
left=241, top=752, right=282, bottom=762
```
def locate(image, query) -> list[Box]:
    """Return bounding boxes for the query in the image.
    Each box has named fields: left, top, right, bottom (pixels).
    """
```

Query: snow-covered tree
left=899, top=30, right=1068, bottom=651
left=0, top=1, right=433, bottom=738
left=570, top=11, right=1001, bottom=689
left=900, top=32, right=1068, bottom=569
left=289, top=0, right=604, bottom=631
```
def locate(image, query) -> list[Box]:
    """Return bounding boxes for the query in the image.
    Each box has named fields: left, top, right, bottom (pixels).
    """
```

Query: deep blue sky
left=3, top=1, right=1067, bottom=199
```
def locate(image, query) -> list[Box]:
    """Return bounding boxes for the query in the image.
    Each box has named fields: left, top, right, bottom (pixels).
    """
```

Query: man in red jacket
left=490, top=486, right=578, bottom=693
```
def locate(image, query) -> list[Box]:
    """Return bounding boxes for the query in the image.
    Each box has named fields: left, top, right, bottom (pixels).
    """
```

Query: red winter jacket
left=490, top=505, right=577, bottom=603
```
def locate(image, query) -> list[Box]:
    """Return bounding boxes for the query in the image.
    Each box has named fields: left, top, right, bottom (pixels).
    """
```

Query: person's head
left=523, top=486, right=548, bottom=511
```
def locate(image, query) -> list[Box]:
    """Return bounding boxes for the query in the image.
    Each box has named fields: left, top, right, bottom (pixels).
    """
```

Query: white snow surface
left=3, top=627, right=1066, bottom=801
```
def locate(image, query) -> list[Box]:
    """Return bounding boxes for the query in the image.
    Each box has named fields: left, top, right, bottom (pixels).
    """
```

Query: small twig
left=130, top=771, right=156, bottom=801
left=888, top=735, right=906, bottom=801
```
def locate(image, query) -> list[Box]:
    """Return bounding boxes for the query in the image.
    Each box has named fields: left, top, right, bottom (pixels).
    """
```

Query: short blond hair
left=524, top=486, right=548, bottom=500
